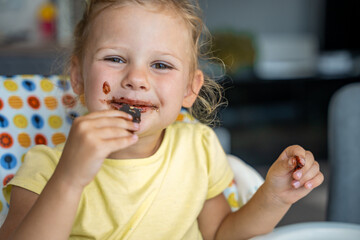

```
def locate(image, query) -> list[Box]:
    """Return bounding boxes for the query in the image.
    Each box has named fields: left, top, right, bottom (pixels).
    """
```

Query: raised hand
left=54, top=110, right=139, bottom=189
left=263, top=145, right=324, bottom=205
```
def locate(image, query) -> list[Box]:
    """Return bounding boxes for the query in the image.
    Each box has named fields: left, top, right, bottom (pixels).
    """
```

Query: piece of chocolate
left=119, top=104, right=141, bottom=123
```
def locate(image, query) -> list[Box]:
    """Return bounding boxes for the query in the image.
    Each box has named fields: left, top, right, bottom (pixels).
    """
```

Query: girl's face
left=71, top=4, right=203, bottom=136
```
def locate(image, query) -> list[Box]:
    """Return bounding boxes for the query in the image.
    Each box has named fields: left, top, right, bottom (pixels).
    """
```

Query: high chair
left=327, top=82, right=360, bottom=224
left=0, top=75, right=264, bottom=226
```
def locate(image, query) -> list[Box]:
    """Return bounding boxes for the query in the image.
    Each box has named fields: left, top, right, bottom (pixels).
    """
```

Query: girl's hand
left=54, top=110, right=139, bottom=189
left=263, top=145, right=324, bottom=206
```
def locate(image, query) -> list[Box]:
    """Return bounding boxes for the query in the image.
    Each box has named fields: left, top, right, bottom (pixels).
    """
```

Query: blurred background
left=0, top=0, right=359, bottom=226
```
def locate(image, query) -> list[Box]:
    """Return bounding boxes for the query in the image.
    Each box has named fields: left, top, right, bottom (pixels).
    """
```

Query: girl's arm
left=198, top=185, right=291, bottom=240
left=198, top=145, right=324, bottom=240
left=0, top=187, right=38, bottom=239
left=0, top=175, right=83, bottom=240
left=0, top=110, right=139, bottom=240
left=224, top=185, right=292, bottom=239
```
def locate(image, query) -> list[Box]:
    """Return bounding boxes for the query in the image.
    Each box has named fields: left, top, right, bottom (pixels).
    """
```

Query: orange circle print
left=27, top=96, right=41, bottom=109
left=0, top=98, right=3, bottom=110
left=52, top=133, right=66, bottom=145
left=44, top=96, right=58, bottom=110
left=34, top=134, right=47, bottom=145
left=176, top=113, right=184, bottom=122
left=18, top=133, right=31, bottom=148
left=79, top=94, right=86, bottom=106
left=0, top=133, right=13, bottom=148
left=8, top=96, right=23, bottom=109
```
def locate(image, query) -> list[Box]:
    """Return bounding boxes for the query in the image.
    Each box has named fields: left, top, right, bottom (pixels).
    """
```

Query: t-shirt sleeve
left=2, top=144, right=60, bottom=204
left=201, top=126, right=234, bottom=199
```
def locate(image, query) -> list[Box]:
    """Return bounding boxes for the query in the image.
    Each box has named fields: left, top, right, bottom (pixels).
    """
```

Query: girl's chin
left=135, top=123, right=165, bottom=137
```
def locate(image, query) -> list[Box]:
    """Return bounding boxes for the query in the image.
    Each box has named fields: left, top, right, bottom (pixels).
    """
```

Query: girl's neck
left=107, top=129, right=165, bottom=160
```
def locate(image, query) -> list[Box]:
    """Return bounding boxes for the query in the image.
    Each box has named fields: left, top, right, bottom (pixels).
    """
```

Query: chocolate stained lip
left=102, top=97, right=158, bottom=113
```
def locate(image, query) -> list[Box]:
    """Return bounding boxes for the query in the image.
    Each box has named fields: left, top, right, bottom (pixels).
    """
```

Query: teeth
left=128, top=105, right=141, bottom=108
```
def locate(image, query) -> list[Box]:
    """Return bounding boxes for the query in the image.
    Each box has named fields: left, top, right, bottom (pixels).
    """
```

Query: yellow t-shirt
left=4, top=122, right=234, bottom=240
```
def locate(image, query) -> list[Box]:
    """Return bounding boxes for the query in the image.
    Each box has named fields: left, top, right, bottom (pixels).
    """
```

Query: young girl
left=0, top=0, right=324, bottom=239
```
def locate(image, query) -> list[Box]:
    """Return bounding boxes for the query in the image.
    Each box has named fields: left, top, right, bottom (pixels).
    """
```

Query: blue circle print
left=57, top=79, right=70, bottom=91
left=66, top=111, right=79, bottom=124
left=22, top=80, right=36, bottom=91
left=31, top=114, right=44, bottom=129
left=1, top=153, right=17, bottom=170
left=0, top=114, right=9, bottom=128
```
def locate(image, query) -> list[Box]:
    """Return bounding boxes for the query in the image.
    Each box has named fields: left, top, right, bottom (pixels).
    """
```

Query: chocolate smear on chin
left=119, top=104, right=141, bottom=123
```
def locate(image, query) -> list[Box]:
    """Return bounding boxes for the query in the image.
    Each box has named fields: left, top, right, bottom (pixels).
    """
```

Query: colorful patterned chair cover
left=0, top=75, right=263, bottom=226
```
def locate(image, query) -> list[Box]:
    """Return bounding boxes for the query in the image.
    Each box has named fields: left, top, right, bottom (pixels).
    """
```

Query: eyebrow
left=95, top=46, right=127, bottom=54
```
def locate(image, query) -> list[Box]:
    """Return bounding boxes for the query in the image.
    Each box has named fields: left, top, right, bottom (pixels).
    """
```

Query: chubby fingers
left=87, top=117, right=140, bottom=132
left=292, top=151, right=324, bottom=189
left=280, top=145, right=324, bottom=189
left=291, top=150, right=312, bottom=181
left=82, top=109, right=134, bottom=121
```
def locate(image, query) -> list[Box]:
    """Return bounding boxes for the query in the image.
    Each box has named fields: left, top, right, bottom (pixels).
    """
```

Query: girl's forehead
left=93, top=2, right=188, bottom=26
left=88, top=4, right=193, bottom=53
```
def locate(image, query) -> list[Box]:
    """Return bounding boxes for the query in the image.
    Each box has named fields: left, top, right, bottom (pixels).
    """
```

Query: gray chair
left=327, top=82, right=360, bottom=224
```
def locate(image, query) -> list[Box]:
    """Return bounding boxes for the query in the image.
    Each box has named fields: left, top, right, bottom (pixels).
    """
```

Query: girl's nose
left=121, top=66, right=150, bottom=91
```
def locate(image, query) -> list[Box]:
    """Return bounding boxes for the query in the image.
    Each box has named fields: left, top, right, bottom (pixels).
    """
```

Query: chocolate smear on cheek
left=103, top=81, right=111, bottom=95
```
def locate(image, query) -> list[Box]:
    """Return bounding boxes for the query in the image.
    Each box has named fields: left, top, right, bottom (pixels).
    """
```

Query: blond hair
left=71, top=0, right=226, bottom=126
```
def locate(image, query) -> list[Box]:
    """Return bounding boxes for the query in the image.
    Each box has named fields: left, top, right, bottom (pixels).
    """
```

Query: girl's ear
left=182, top=70, right=204, bottom=108
left=70, top=56, right=84, bottom=95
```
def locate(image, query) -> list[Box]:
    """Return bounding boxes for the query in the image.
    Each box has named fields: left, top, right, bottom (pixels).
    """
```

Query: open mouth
left=105, top=97, right=158, bottom=113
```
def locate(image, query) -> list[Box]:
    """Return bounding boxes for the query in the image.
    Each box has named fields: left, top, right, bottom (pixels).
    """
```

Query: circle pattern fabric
left=0, top=75, right=87, bottom=223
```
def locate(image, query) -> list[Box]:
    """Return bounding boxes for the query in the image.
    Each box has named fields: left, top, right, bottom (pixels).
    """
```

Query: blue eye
left=105, top=57, right=125, bottom=63
left=152, top=62, right=173, bottom=70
